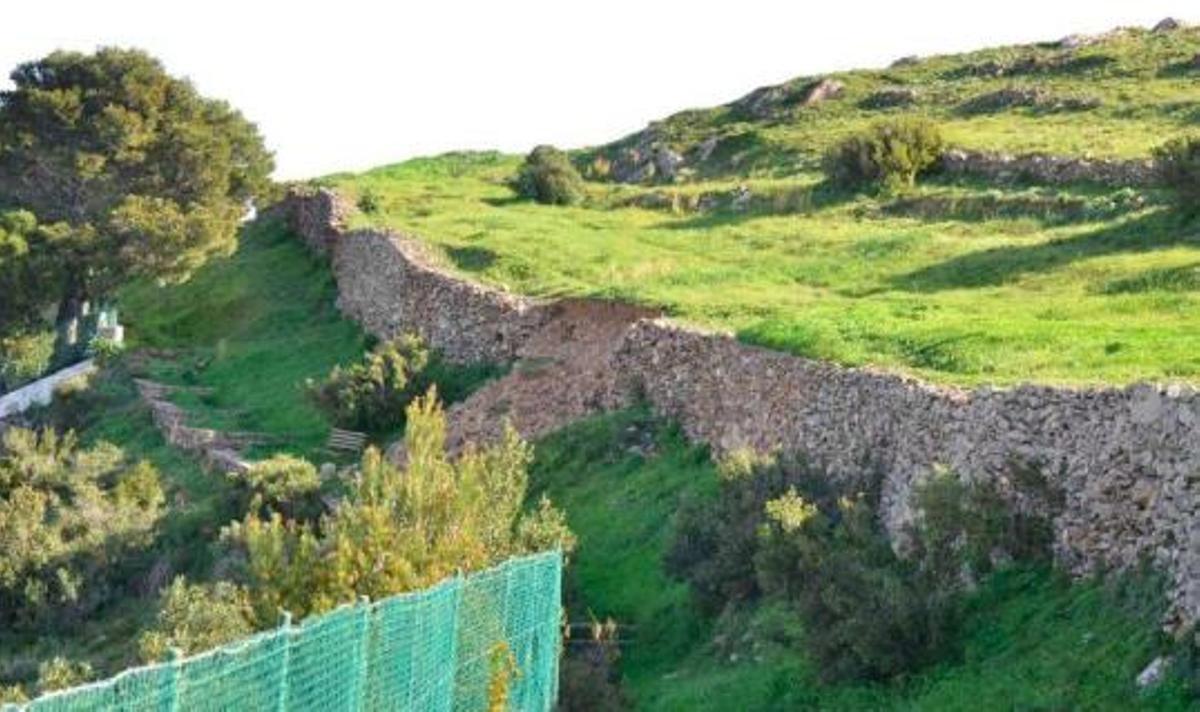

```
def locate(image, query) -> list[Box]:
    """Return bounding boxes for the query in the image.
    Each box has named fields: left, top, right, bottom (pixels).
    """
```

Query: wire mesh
left=13, top=551, right=562, bottom=712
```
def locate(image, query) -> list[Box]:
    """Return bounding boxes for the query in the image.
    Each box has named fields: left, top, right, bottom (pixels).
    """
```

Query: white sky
left=0, top=1, right=1193, bottom=179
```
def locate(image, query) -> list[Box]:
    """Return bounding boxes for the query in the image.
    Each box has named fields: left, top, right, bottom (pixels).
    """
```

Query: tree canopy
left=0, top=47, right=274, bottom=337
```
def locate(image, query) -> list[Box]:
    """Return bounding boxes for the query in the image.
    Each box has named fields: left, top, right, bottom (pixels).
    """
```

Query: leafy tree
left=514, top=145, right=585, bottom=205
left=224, top=389, right=574, bottom=624
left=0, top=48, right=274, bottom=349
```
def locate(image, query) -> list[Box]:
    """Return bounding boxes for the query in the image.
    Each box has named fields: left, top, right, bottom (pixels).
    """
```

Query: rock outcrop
left=940, top=149, right=1158, bottom=188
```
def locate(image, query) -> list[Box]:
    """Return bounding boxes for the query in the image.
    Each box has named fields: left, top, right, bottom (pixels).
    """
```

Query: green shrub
left=35, top=657, right=94, bottom=694
left=668, top=451, right=1055, bottom=684
left=236, top=454, right=323, bottom=520
left=823, top=119, right=944, bottom=191
left=224, top=391, right=575, bottom=624
left=1154, top=135, right=1200, bottom=213
left=664, top=450, right=838, bottom=614
left=307, top=334, right=430, bottom=433
left=514, top=145, right=585, bottom=205
left=0, top=329, right=54, bottom=393
left=137, top=577, right=254, bottom=661
left=755, top=490, right=957, bottom=683
left=0, top=427, right=164, bottom=629
left=356, top=188, right=381, bottom=214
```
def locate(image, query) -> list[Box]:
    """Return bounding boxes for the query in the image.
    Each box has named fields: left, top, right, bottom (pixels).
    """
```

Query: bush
left=356, top=188, right=381, bottom=214
left=235, top=454, right=323, bottom=520
left=664, top=450, right=838, bottom=614
left=0, top=427, right=164, bottom=629
left=0, top=329, right=54, bottom=393
left=35, top=657, right=93, bottom=694
left=307, top=335, right=430, bottom=433
left=755, top=490, right=957, bottom=682
left=224, top=390, right=575, bottom=624
left=1154, top=135, right=1200, bottom=213
left=823, top=119, right=944, bottom=191
left=668, top=451, right=1054, bottom=683
left=137, top=577, right=254, bottom=661
left=515, top=145, right=585, bottom=205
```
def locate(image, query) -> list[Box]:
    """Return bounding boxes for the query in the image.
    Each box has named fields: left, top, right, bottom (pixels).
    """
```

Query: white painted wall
left=0, top=360, right=97, bottom=419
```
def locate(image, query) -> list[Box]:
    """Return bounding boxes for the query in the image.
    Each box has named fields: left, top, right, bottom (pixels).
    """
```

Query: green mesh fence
left=13, top=551, right=562, bottom=712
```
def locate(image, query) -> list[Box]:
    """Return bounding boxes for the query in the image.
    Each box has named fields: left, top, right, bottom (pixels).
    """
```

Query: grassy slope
left=529, top=409, right=1196, bottom=710
left=2, top=218, right=368, bottom=680
left=326, top=27, right=1200, bottom=387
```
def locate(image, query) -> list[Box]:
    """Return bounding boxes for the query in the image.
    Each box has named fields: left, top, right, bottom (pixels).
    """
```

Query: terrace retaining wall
left=277, top=188, right=1200, bottom=628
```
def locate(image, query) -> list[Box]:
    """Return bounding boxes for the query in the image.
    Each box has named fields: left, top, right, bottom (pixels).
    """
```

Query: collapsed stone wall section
left=277, top=188, right=1200, bottom=627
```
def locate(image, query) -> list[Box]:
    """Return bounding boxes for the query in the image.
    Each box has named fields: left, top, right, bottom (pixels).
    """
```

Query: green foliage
left=534, top=410, right=1193, bottom=709
left=755, top=490, right=956, bottom=682
left=514, top=145, right=585, bottom=205
left=909, top=467, right=1055, bottom=589
left=664, top=450, right=837, bottom=614
left=823, top=119, right=945, bottom=191
left=0, top=47, right=274, bottom=333
left=0, top=328, right=54, bottom=392
left=235, top=454, right=323, bottom=520
left=225, top=390, right=573, bottom=625
left=667, top=450, right=1061, bottom=684
left=137, top=577, right=253, bottom=662
left=35, top=657, right=94, bottom=693
left=86, top=335, right=125, bottom=365
left=1154, top=135, right=1200, bottom=213
left=307, top=334, right=430, bottom=433
left=0, top=427, right=164, bottom=629
left=356, top=188, right=381, bottom=214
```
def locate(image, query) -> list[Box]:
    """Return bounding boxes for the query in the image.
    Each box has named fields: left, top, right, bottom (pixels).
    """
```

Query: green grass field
left=323, top=27, right=1200, bottom=387
left=529, top=409, right=1196, bottom=710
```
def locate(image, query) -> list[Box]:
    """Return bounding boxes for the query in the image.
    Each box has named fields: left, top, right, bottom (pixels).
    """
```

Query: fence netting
left=15, top=551, right=562, bottom=712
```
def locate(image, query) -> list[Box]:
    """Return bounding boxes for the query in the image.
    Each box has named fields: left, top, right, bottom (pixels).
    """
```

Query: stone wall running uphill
left=276, top=188, right=1200, bottom=629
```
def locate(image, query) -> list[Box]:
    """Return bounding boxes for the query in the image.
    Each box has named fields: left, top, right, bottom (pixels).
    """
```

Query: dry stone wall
left=278, top=189, right=1200, bottom=627
left=940, top=149, right=1159, bottom=188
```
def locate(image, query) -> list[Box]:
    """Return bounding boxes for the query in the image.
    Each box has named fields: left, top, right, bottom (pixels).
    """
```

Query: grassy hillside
left=326, top=26, right=1200, bottom=386
left=530, top=409, right=1196, bottom=710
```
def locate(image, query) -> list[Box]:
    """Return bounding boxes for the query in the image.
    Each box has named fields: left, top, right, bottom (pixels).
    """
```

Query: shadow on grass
left=1100, top=261, right=1200, bottom=294
left=894, top=209, right=1200, bottom=292
left=655, top=181, right=862, bottom=231
left=446, top=245, right=499, bottom=271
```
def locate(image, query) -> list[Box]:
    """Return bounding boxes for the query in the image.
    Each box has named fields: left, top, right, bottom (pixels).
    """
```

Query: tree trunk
left=53, top=282, right=88, bottom=366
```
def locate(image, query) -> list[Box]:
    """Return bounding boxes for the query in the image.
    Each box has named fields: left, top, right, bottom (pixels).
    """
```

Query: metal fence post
left=166, top=647, right=183, bottom=712
left=275, top=611, right=293, bottom=712
left=353, top=596, right=371, bottom=711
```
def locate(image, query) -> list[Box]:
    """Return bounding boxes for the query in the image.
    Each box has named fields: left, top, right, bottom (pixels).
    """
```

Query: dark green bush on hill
left=515, top=145, right=585, bottom=205
left=1155, top=135, right=1200, bottom=214
left=823, top=119, right=944, bottom=191
left=668, top=452, right=1057, bottom=684
left=307, top=334, right=430, bottom=433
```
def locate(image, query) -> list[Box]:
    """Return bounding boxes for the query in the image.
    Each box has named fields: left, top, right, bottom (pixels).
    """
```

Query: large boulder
left=608, top=127, right=685, bottom=184
left=1153, top=17, right=1185, bottom=33
left=800, top=78, right=845, bottom=107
